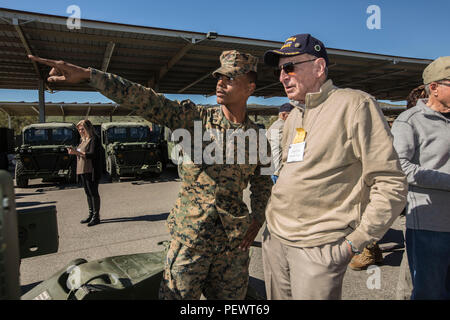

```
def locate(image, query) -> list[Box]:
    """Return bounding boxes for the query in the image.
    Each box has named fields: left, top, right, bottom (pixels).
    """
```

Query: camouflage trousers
left=159, top=238, right=250, bottom=300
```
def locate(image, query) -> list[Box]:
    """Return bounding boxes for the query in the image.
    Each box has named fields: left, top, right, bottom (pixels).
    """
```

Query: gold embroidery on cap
left=273, top=50, right=301, bottom=55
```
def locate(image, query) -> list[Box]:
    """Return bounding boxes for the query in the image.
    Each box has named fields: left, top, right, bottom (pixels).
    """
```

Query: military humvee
left=101, top=122, right=163, bottom=181
left=14, top=123, right=79, bottom=188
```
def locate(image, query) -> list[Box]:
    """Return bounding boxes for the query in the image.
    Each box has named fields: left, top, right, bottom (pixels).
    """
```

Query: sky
left=1, top=0, right=449, bottom=106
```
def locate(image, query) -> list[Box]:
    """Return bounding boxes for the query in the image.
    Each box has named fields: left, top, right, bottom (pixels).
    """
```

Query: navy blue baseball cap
left=279, top=103, right=294, bottom=113
left=264, top=34, right=329, bottom=67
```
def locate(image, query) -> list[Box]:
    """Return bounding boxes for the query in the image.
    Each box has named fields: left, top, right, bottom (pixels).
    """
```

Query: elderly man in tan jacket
left=262, top=34, right=407, bottom=300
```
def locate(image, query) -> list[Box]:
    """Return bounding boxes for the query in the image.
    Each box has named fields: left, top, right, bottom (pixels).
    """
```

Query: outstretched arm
left=28, top=55, right=202, bottom=130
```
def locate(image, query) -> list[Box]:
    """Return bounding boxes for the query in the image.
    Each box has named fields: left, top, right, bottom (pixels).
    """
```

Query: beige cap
left=423, top=56, right=450, bottom=84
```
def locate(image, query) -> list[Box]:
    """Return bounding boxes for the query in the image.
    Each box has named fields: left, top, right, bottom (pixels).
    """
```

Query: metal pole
left=38, top=79, right=45, bottom=123
left=8, top=114, right=11, bottom=129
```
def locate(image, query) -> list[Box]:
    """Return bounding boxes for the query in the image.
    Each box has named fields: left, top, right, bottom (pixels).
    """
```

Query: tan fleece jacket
left=265, top=79, right=407, bottom=252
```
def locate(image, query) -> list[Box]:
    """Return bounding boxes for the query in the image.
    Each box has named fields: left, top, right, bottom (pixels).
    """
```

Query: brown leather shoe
left=349, top=242, right=383, bottom=271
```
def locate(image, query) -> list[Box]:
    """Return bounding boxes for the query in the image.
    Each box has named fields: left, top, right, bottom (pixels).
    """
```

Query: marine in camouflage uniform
left=86, top=50, right=272, bottom=299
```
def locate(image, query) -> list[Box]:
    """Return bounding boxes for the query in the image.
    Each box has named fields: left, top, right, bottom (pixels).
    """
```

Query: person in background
left=406, top=85, right=427, bottom=109
left=68, top=119, right=103, bottom=227
left=349, top=84, right=429, bottom=271
left=349, top=85, right=430, bottom=271
left=266, top=103, right=293, bottom=184
left=391, top=56, right=450, bottom=300
left=394, top=84, right=429, bottom=299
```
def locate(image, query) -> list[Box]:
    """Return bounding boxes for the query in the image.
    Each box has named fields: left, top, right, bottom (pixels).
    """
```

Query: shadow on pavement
left=15, top=192, right=46, bottom=198
left=16, top=200, right=57, bottom=208
left=381, top=249, right=404, bottom=267
left=379, top=228, right=405, bottom=253
left=21, top=281, right=42, bottom=296
left=34, top=183, right=81, bottom=192
left=131, top=177, right=181, bottom=185
left=100, top=212, right=170, bottom=224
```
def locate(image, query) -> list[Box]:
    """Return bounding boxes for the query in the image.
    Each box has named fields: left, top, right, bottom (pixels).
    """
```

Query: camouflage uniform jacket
left=89, top=68, right=272, bottom=252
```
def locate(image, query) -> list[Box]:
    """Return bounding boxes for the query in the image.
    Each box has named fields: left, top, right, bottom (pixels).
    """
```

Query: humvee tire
left=67, top=161, right=77, bottom=184
left=106, top=156, right=119, bottom=183
left=142, top=172, right=161, bottom=180
left=15, top=159, right=28, bottom=188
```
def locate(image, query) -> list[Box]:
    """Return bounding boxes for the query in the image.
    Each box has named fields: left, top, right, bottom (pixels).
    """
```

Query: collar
left=416, top=98, right=449, bottom=120
left=304, top=79, right=336, bottom=108
left=289, top=100, right=305, bottom=110
left=211, top=106, right=253, bottom=129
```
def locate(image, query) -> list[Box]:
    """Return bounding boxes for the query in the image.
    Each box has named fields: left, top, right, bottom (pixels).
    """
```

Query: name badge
left=287, top=142, right=305, bottom=163
left=77, top=148, right=81, bottom=152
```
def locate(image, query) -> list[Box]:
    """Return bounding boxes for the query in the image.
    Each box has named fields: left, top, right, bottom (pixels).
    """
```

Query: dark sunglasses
left=274, top=58, right=317, bottom=78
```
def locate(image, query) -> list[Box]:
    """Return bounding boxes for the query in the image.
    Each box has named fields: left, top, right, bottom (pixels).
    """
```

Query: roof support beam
left=60, top=105, right=65, bottom=122
left=158, top=41, right=195, bottom=83
left=110, top=104, right=119, bottom=121
left=31, top=106, right=40, bottom=115
left=178, top=72, right=212, bottom=93
left=254, top=82, right=281, bottom=94
left=263, top=93, right=279, bottom=99
left=333, top=61, right=394, bottom=85
left=342, top=69, right=407, bottom=87
left=371, top=82, right=422, bottom=95
left=38, top=79, right=45, bottom=123
left=86, top=106, right=92, bottom=118
left=12, top=18, right=41, bottom=79
left=101, top=41, right=115, bottom=72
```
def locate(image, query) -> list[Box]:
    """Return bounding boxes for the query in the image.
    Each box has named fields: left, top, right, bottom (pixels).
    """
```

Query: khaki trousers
left=262, top=227, right=353, bottom=300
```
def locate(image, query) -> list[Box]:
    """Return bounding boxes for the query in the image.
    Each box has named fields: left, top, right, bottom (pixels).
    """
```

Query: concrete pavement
left=14, top=167, right=409, bottom=299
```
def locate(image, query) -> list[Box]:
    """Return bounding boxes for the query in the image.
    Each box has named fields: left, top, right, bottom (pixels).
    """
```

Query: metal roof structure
left=0, top=101, right=406, bottom=120
left=0, top=8, right=432, bottom=102
left=0, top=101, right=122, bottom=117
left=0, top=101, right=280, bottom=118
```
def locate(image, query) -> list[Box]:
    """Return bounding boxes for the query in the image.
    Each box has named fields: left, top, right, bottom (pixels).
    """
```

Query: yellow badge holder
left=293, top=128, right=306, bottom=144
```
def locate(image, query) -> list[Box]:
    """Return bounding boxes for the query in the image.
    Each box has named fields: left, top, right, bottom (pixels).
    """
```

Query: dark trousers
left=406, top=228, right=450, bottom=300
left=80, top=173, right=100, bottom=218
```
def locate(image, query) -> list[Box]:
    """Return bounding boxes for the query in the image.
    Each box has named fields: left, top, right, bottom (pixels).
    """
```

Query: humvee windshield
left=24, top=128, right=75, bottom=146
left=106, top=126, right=156, bottom=143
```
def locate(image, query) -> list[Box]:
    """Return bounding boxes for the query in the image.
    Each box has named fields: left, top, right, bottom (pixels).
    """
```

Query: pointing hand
left=28, top=55, right=91, bottom=84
